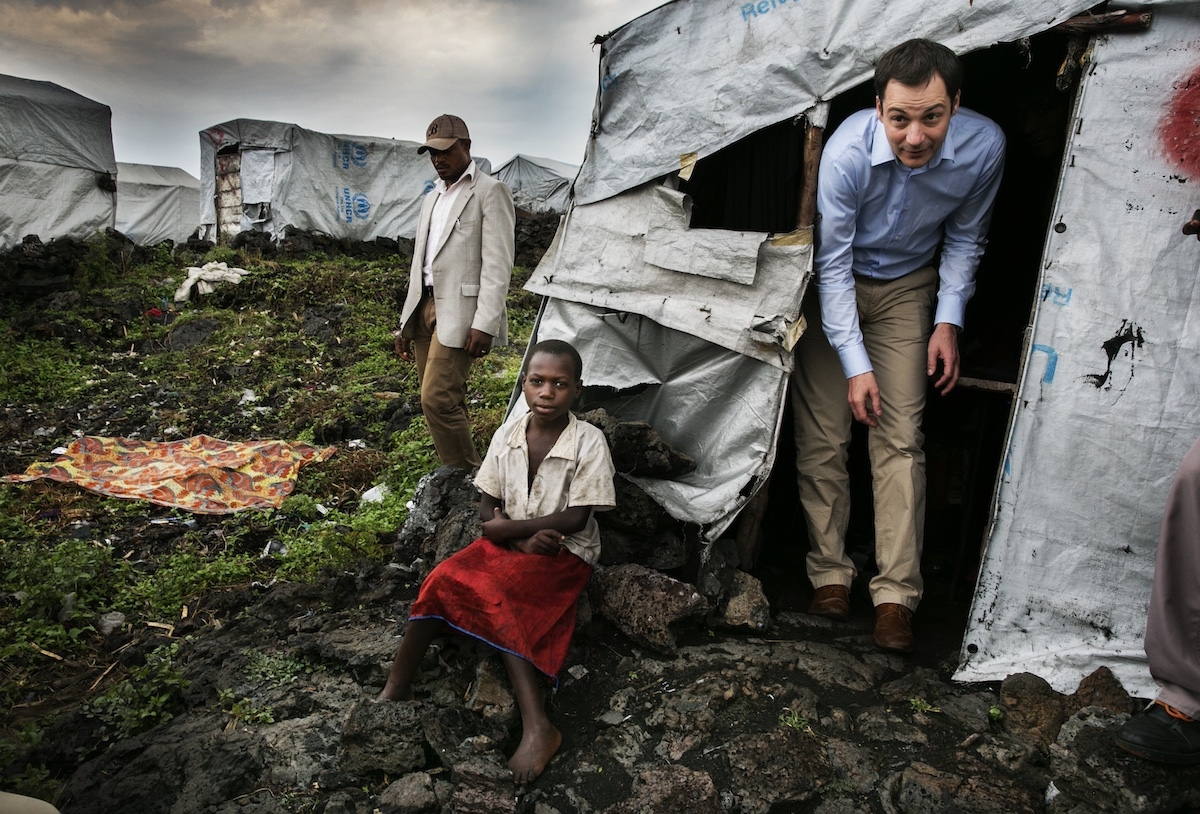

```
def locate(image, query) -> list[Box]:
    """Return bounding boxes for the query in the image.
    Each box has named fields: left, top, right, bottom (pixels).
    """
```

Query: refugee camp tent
left=115, top=163, right=200, bottom=246
left=492, top=154, right=578, bottom=213
left=526, top=0, right=1199, bottom=701
left=198, top=119, right=490, bottom=244
left=0, top=74, right=116, bottom=251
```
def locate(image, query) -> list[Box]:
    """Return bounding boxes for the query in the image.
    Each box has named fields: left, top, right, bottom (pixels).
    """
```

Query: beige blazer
left=399, top=169, right=516, bottom=348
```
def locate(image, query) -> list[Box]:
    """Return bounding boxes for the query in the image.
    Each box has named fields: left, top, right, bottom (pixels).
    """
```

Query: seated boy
left=377, top=339, right=616, bottom=783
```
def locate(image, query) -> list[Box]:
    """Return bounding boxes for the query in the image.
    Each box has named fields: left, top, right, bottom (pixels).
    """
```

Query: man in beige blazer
left=396, top=114, right=516, bottom=468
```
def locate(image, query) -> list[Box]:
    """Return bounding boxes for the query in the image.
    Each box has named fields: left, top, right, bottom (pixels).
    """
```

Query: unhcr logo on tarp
left=340, top=188, right=371, bottom=223
left=333, top=140, right=369, bottom=170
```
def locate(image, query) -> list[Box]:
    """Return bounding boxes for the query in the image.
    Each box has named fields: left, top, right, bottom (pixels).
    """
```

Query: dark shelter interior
left=680, top=29, right=1083, bottom=647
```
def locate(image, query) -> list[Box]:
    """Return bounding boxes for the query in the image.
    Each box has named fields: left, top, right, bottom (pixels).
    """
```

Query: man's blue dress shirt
left=814, top=106, right=1006, bottom=378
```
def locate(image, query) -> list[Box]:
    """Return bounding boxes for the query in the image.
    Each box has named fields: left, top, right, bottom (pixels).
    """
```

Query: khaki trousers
left=790, top=266, right=937, bottom=610
left=1145, top=436, right=1200, bottom=717
left=412, top=295, right=482, bottom=469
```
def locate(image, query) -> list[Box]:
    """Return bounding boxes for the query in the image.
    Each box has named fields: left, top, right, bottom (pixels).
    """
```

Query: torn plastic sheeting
left=239, top=149, right=276, bottom=205
left=643, top=187, right=759, bottom=284
left=575, top=0, right=1095, bottom=205
left=526, top=182, right=810, bottom=371
left=527, top=298, right=788, bottom=540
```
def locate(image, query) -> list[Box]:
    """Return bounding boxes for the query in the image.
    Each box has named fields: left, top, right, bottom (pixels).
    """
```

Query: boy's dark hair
left=528, top=339, right=583, bottom=382
left=873, top=39, right=963, bottom=102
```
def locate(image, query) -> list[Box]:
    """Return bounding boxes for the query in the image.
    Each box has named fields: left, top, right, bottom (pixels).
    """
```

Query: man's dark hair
left=874, top=39, right=963, bottom=101
left=528, top=339, right=583, bottom=382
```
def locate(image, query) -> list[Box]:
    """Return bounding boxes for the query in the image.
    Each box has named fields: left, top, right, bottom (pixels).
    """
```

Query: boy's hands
left=481, top=505, right=578, bottom=556
left=512, top=529, right=566, bottom=556
left=482, top=506, right=511, bottom=541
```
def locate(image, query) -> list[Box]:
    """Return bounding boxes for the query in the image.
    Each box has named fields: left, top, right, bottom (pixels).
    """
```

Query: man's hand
left=847, top=372, right=882, bottom=428
left=927, top=323, right=961, bottom=395
left=465, top=329, right=493, bottom=359
left=394, top=334, right=413, bottom=362
left=512, top=528, right=566, bottom=556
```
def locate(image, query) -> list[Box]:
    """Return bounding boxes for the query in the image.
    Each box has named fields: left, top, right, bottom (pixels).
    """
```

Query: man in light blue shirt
left=791, top=39, right=1005, bottom=652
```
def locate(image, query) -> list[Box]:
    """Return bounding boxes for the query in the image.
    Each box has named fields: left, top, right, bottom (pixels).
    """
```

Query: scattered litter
left=347, top=439, right=366, bottom=449
left=173, top=261, right=251, bottom=302
left=239, top=390, right=258, bottom=404
left=261, top=540, right=289, bottom=558
left=361, top=484, right=389, bottom=503
left=97, top=611, right=126, bottom=635
left=568, top=664, right=589, bottom=680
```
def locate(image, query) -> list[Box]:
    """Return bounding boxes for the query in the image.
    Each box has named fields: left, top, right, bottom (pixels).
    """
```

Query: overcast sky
left=0, top=0, right=665, bottom=179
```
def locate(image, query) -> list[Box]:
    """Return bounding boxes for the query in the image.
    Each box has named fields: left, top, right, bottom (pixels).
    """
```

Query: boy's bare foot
left=508, top=724, right=562, bottom=784
left=372, top=685, right=413, bottom=703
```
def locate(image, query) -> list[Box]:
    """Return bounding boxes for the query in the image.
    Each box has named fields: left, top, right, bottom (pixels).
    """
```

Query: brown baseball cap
left=417, top=114, right=470, bottom=153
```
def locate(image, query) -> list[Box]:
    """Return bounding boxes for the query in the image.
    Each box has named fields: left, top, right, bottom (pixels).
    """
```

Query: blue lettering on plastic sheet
left=1040, top=284, right=1072, bottom=306
left=1031, top=344, right=1057, bottom=384
left=340, top=188, right=371, bottom=223
left=333, top=140, right=369, bottom=170
left=740, top=0, right=805, bottom=21
left=600, top=71, right=621, bottom=94
left=422, top=180, right=437, bottom=196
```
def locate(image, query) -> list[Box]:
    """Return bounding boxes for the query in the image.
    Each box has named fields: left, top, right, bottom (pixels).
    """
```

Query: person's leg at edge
left=1145, top=436, right=1200, bottom=716
left=791, top=291, right=857, bottom=606
left=376, top=618, right=445, bottom=702
left=1115, top=437, right=1200, bottom=762
left=502, top=652, right=562, bottom=784
left=419, top=303, right=482, bottom=469
left=858, top=268, right=936, bottom=651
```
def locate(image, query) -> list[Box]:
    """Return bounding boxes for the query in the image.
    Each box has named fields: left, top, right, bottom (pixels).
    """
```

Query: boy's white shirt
left=474, top=412, right=616, bottom=566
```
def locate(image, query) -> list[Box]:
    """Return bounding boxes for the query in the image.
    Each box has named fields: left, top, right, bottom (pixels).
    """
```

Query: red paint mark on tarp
left=1160, top=64, right=1200, bottom=178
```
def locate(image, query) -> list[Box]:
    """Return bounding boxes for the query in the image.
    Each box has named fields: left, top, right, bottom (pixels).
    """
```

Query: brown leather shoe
left=873, top=603, right=914, bottom=652
left=807, top=584, right=850, bottom=621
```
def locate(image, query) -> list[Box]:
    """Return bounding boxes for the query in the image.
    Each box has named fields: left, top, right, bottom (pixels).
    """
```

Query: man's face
left=875, top=76, right=960, bottom=169
left=427, top=140, right=471, bottom=183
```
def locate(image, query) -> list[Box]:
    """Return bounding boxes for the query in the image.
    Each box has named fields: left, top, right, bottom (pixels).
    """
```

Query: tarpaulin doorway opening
left=749, top=30, right=1082, bottom=623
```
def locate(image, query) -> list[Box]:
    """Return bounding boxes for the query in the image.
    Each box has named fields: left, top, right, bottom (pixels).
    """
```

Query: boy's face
left=522, top=352, right=581, bottom=423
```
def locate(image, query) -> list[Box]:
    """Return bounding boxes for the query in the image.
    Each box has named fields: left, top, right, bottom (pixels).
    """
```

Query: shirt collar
left=506, top=411, right=579, bottom=459
left=434, top=160, right=477, bottom=194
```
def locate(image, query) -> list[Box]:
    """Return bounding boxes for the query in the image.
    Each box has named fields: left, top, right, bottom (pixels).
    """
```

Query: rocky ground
left=14, top=471, right=1200, bottom=814
left=1, top=222, right=1199, bottom=813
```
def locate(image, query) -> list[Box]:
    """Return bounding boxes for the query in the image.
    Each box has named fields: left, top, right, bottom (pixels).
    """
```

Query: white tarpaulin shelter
left=198, top=119, right=491, bottom=243
left=0, top=74, right=116, bottom=250
left=493, top=154, right=578, bottom=213
left=116, top=163, right=200, bottom=246
left=532, top=0, right=1200, bottom=700
left=955, top=1, right=1200, bottom=699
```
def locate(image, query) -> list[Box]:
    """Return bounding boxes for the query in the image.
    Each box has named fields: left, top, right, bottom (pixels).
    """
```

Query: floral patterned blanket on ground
left=1, top=435, right=335, bottom=514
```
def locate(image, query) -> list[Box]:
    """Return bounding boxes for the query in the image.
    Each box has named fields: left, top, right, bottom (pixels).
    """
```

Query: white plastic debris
left=361, top=484, right=389, bottom=503
left=173, top=261, right=251, bottom=302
